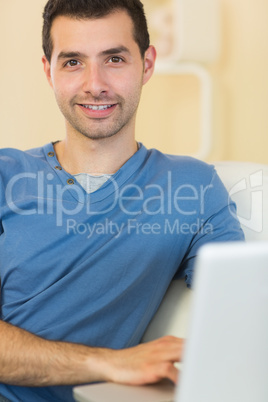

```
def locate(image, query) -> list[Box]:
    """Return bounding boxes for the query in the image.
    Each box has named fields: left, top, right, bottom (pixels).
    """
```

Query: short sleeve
left=175, top=168, right=245, bottom=287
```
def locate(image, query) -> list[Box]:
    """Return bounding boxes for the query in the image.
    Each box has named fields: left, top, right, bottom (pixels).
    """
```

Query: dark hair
left=42, top=0, right=150, bottom=62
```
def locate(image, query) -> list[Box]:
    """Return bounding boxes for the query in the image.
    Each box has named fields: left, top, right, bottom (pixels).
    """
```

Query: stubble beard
left=56, top=91, right=141, bottom=141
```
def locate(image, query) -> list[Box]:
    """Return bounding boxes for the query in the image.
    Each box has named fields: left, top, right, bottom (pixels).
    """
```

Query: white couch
left=142, top=161, right=268, bottom=342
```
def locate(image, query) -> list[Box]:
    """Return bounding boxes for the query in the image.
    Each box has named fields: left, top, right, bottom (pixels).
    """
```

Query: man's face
left=43, top=10, right=155, bottom=141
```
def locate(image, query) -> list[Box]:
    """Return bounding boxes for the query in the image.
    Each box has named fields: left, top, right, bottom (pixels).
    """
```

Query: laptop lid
left=176, top=241, right=268, bottom=402
left=73, top=241, right=268, bottom=402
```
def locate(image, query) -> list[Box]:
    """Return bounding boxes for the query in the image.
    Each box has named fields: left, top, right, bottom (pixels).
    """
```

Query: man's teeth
left=82, top=104, right=113, bottom=110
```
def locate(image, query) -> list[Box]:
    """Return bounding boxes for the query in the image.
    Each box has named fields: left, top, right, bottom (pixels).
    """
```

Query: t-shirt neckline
left=43, top=142, right=148, bottom=204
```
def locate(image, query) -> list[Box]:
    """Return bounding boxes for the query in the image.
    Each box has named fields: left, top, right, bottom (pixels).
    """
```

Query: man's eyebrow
left=57, top=51, right=87, bottom=60
left=100, top=46, right=131, bottom=56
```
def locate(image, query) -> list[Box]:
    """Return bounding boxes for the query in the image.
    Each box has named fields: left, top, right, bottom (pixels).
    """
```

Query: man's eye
left=65, top=60, right=80, bottom=67
left=109, top=56, right=123, bottom=63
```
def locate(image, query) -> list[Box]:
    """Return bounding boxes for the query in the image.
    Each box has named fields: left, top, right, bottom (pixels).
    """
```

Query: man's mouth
left=80, top=104, right=115, bottom=111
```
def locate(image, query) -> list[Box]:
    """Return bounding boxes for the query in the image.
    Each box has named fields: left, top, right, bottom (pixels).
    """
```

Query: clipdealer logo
left=228, top=170, right=263, bottom=232
left=4, top=171, right=213, bottom=226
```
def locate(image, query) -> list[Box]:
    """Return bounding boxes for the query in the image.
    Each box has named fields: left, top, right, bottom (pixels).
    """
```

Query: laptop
left=73, top=241, right=268, bottom=402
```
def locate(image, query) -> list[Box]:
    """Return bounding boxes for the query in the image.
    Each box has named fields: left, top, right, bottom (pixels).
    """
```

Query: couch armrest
left=142, top=280, right=193, bottom=342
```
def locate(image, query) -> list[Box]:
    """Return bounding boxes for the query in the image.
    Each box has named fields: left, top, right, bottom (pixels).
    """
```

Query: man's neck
left=53, top=133, right=138, bottom=176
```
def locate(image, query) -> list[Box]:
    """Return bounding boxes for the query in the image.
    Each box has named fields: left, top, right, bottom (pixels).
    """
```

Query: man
left=0, top=0, right=244, bottom=401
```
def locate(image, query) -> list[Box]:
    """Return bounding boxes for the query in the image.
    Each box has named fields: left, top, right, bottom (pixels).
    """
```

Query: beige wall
left=1, top=0, right=267, bottom=163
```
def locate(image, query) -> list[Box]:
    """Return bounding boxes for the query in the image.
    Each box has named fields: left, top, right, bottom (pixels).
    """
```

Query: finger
left=160, top=362, right=179, bottom=384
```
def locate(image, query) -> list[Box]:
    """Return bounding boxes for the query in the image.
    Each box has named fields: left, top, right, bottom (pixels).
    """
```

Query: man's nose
left=82, top=64, right=109, bottom=97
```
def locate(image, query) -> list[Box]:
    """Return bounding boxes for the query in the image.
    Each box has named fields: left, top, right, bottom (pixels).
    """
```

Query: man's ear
left=42, top=55, right=53, bottom=88
left=143, top=45, right=157, bottom=85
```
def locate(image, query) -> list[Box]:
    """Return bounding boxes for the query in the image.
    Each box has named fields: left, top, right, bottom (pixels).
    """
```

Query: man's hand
left=100, top=336, right=184, bottom=386
left=0, top=321, right=183, bottom=387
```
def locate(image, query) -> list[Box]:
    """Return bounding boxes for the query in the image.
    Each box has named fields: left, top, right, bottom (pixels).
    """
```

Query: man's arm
left=0, top=321, right=183, bottom=387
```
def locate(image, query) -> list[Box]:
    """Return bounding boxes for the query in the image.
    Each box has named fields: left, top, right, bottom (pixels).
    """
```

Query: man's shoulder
left=0, top=144, right=48, bottom=179
left=0, top=144, right=46, bottom=164
left=0, top=144, right=45, bottom=158
left=146, top=147, right=215, bottom=181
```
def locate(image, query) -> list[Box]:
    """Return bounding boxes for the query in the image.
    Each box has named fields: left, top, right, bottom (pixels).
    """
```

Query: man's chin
left=76, top=128, right=121, bottom=141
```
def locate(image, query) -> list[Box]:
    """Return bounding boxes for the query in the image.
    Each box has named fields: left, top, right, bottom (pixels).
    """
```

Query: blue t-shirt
left=0, top=143, right=244, bottom=401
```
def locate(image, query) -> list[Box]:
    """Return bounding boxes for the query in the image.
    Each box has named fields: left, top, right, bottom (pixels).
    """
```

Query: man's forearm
left=0, top=321, right=111, bottom=386
left=0, top=321, right=183, bottom=387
